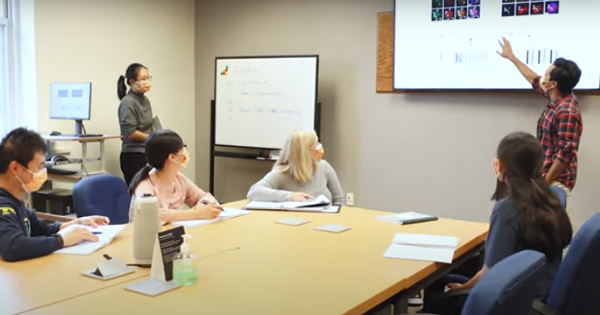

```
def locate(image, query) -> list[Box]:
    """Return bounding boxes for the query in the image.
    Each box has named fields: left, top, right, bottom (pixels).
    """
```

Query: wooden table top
left=16, top=201, right=488, bottom=315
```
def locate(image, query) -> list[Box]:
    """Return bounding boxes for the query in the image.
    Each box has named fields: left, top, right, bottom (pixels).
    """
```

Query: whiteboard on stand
left=214, top=55, right=319, bottom=149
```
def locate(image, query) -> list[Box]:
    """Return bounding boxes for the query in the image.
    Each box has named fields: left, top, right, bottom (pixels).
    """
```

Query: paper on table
left=392, top=233, right=458, bottom=248
left=244, top=195, right=332, bottom=211
left=170, top=208, right=251, bottom=228
left=313, top=224, right=351, bottom=233
left=378, top=212, right=435, bottom=223
left=244, top=201, right=285, bottom=210
left=54, top=225, right=125, bottom=255
left=282, top=195, right=330, bottom=209
left=384, top=244, right=456, bottom=263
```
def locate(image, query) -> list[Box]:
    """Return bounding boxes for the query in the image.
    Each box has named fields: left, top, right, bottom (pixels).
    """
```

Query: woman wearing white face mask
left=117, top=63, right=155, bottom=187
left=128, top=130, right=221, bottom=225
left=247, top=130, right=345, bottom=204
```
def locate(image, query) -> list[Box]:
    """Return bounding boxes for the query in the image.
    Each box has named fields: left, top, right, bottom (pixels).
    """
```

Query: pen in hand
left=201, top=199, right=225, bottom=211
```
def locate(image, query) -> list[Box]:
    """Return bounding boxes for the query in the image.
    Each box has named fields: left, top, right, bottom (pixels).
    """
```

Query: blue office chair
left=462, top=250, right=546, bottom=315
left=533, top=213, right=600, bottom=315
left=72, top=174, right=131, bottom=224
left=415, top=250, right=547, bottom=315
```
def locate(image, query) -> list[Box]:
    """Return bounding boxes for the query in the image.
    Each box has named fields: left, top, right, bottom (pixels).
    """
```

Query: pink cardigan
left=130, top=172, right=212, bottom=223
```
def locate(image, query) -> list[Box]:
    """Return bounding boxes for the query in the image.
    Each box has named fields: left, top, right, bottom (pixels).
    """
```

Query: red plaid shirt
left=533, top=76, right=583, bottom=190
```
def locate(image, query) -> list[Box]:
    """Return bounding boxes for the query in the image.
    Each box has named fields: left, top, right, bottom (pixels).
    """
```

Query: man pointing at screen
left=498, top=37, right=583, bottom=217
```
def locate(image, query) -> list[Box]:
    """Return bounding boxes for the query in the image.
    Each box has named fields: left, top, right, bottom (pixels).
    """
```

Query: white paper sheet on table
left=392, top=233, right=458, bottom=248
left=383, top=244, right=456, bottom=263
left=383, top=233, right=459, bottom=264
left=54, top=225, right=125, bottom=255
left=170, top=208, right=252, bottom=228
left=377, top=212, right=437, bottom=224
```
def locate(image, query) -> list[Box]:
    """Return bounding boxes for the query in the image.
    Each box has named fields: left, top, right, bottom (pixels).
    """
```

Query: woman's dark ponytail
left=118, top=63, right=147, bottom=100
left=127, top=129, right=184, bottom=195
left=117, top=75, right=127, bottom=100
left=128, top=164, right=152, bottom=195
left=508, top=176, right=572, bottom=262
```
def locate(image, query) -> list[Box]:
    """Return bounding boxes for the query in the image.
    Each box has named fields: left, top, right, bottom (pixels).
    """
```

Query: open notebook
left=383, top=233, right=459, bottom=264
left=244, top=195, right=340, bottom=213
left=54, top=225, right=125, bottom=255
left=170, top=208, right=252, bottom=228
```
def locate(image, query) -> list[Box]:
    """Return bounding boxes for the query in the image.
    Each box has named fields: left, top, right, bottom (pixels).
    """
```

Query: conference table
left=2, top=200, right=488, bottom=315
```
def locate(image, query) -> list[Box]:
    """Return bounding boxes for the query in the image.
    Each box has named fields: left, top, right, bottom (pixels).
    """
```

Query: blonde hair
left=275, top=130, right=319, bottom=183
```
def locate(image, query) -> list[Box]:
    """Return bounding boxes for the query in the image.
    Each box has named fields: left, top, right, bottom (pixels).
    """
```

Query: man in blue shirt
left=0, top=128, right=109, bottom=262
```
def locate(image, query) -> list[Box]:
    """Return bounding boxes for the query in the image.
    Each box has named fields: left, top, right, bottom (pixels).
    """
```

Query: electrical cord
left=80, top=162, right=90, bottom=176
left=102, top=254, right=151, bottom=268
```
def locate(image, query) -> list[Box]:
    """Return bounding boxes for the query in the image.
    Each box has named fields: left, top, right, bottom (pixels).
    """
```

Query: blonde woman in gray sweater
left=247, top=130, right=344, bottom=205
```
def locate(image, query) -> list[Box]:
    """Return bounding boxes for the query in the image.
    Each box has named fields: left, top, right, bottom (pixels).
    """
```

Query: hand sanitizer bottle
left=173, top=234, right=197, bottom=286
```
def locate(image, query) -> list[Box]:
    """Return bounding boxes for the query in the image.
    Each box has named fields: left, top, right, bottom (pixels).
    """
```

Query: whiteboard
left=214, top=56, right=318, bottom=149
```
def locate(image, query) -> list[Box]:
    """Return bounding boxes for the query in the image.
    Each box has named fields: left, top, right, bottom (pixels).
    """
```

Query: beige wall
left=194, top=0, right=600, bottom=226
left=35, top=0, right=196, bottom=181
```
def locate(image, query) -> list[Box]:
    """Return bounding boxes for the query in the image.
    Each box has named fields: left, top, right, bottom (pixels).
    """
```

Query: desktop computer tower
left=32, top=188, right=74, bottom=215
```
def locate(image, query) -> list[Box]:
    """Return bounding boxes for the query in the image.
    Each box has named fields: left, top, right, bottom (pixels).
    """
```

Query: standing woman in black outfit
left=117, top=63, right=154, bottom=187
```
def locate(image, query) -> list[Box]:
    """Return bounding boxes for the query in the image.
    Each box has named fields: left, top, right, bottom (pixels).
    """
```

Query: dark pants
left=422, top=253, right=483, bottom=315
left=422, top=274, right=470, bottom=315
left=120, top=152, right=146, bottom=187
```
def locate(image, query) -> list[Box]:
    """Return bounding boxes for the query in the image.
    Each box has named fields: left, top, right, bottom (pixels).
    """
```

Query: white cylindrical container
left=132, top=194, right=160, bottom=265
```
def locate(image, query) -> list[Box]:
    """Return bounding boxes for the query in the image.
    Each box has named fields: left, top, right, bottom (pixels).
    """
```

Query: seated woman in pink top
left=128, top=130, right=222, bottom=224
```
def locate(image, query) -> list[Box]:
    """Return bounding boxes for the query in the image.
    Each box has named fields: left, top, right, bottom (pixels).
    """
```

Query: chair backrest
left=462, top=250, right=547, bottom=315
left=72, top=174, right=131, bottom=224
left=546, top=213, right=600, bottom=315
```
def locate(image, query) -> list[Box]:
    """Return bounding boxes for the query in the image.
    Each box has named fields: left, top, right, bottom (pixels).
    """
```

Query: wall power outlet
left=346, top=193, right=354, bottom=206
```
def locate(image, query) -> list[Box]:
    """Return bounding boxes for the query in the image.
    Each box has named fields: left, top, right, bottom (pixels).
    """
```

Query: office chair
left=72, top=174, right=131, bottom=224
left=533, top=212, right=600, bottom=315
left=413, top=250, right=547, bottom=315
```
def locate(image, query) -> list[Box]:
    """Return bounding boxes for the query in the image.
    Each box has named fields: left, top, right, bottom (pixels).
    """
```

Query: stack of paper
left=54, top=224, right=125, bottom=255
left=245, top=195, right=337, bottom=212
left=383, top=233, right=459, bottom=263
left=170, top=207, right=251, bottom=228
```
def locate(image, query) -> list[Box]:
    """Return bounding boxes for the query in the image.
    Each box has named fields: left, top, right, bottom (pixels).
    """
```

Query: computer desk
left=12, top=201, right=488, bottom=315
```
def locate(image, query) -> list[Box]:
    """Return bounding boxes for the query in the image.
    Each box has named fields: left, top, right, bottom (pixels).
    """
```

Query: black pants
left=120, top=152, right=146, bottom=188
left=422, top=253, right=483, bottom=314
left=422, top=274, right=470, bottom=315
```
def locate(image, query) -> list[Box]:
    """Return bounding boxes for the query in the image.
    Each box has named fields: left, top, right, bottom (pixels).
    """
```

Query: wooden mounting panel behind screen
left=376, top=12, right=395, bottom=93
left=376, top=12, right=600, bottom=94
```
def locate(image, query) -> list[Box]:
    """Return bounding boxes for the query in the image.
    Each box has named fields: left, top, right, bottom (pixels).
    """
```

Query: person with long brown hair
left=422, top=132, right=573, bottom=315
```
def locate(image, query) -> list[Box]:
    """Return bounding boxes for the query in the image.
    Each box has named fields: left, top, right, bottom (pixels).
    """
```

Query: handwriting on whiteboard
left=228, top=106, right=303, bottom=116
left=234, top=91, right=283, bottom=97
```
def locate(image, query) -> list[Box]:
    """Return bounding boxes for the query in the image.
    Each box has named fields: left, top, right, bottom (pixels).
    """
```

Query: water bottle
left=132, top=194, right=160, bottom=265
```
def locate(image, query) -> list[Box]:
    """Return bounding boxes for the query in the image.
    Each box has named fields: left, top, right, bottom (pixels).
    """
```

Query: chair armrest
left=532, top=300, right=558, bottom=315
left=36, top=212, right=72, bottom=222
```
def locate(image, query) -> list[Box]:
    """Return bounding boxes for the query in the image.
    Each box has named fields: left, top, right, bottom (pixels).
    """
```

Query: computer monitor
left=49, top=82, right=92, bottom=136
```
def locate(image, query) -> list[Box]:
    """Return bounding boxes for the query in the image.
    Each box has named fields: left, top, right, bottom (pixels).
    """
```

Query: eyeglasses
left=175, top=145, right=187, bottom=155
left=137, top=76, right=153, bottom=84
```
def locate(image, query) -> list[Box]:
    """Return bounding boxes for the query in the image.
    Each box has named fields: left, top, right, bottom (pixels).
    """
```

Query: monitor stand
left=59, top=120, right=101, bottom=138
left=75, top=119, right=83, bottom=136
